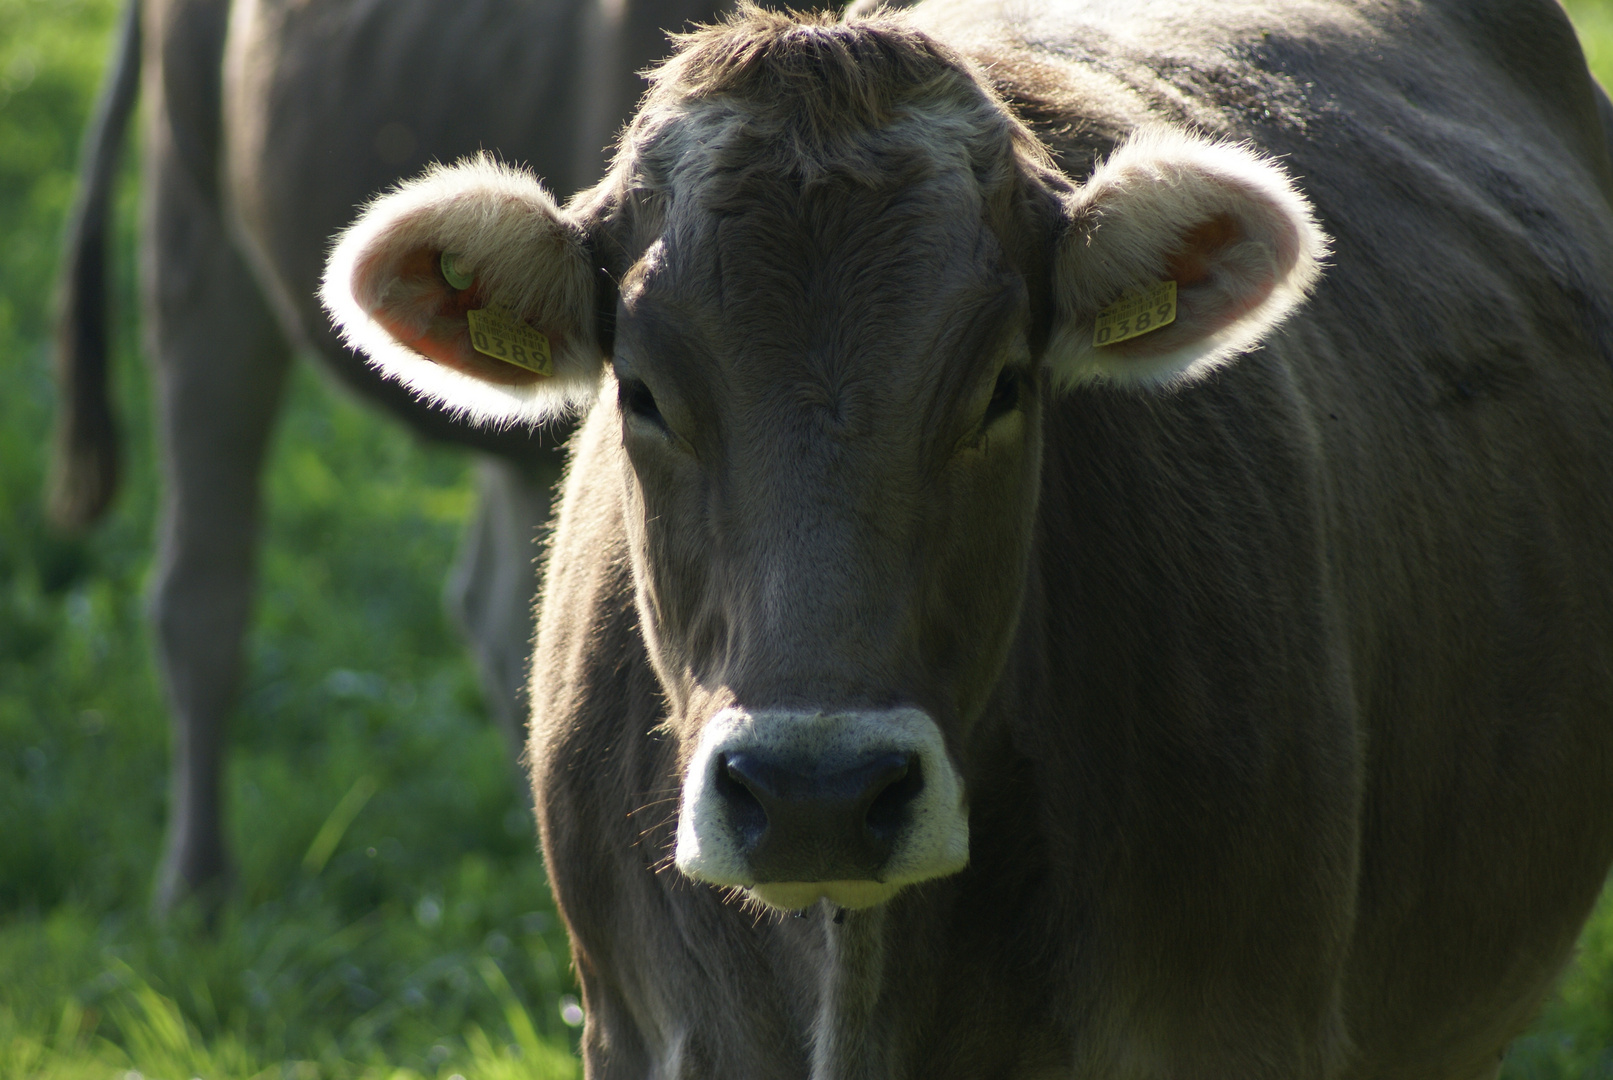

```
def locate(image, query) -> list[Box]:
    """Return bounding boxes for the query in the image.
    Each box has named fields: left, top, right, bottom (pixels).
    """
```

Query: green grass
left=1, top=0, right=1612, bottom=1076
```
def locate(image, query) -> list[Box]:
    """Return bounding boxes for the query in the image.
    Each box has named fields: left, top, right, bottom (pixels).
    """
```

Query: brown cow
left=50, top=0, right=722, bottom=910
left=324, top=1, right=1613, bottom=1076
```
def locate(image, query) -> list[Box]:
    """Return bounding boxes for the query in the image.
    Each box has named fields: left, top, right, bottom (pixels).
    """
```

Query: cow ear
left=1045, top=128, right=1327, bottom=388
left=321, top=155, right=604, bottom=426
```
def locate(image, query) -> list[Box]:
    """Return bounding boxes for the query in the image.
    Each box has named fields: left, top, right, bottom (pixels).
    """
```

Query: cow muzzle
left=674, top=707, right=970, bottom=910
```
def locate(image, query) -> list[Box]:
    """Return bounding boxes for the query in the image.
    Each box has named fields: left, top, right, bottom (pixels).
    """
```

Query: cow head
left=322, top=9, right=1324, bottom=912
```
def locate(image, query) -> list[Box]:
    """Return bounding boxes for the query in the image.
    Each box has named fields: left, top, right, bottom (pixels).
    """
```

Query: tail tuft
left=46, top=0, right=140, bottom=533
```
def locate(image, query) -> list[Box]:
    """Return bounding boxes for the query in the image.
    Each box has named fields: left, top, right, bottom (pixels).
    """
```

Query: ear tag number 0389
left=1093, top=280, right=1177, bottom=347
left=466, top=305, right=554, bottom=377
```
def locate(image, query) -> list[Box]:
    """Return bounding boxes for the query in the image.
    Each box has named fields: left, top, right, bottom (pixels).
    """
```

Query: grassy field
left=2, top=0, right=1613, bottom=1077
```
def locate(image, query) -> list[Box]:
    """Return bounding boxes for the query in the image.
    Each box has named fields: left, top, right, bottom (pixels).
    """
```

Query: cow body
left=325, top=0, right=1613, bottom=1075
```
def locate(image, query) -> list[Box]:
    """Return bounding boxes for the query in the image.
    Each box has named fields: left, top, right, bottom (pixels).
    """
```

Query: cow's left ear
left=322, top=155, right=604, bottom=426
left=1046, top=127, right=1328, bottom=388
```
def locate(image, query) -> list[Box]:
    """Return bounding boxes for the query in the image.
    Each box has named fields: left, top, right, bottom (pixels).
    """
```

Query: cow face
left=609, top=148, right=1037, bottom=908
left=322, top=13, right=1323, bottom=912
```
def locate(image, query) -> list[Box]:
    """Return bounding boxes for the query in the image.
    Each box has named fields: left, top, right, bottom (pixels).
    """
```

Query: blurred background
left=2, top=0, right=1611, bottom=1077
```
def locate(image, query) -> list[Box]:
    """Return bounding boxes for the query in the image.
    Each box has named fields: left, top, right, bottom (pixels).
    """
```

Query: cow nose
left=715, top=750, right=923, bottom=882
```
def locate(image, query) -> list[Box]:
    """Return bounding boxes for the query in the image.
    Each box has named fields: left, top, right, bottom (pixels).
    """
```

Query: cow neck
left=810, top=903, right=894, bottom=1080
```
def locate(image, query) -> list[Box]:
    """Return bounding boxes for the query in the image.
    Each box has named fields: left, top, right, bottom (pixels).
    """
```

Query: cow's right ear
left=321, top=156, right=605, bottom=426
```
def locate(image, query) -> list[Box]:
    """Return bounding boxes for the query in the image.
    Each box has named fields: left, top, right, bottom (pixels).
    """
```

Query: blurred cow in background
left=48, top=0, right=721, bottom=912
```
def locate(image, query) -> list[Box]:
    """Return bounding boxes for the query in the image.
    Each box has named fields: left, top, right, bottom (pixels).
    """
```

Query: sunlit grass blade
left=474, top=957, right=579, bottom=1080
left=302, top=774, right=380, bottom=876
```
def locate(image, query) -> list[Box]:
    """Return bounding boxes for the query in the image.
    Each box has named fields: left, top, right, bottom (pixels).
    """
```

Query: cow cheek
left=924, top=420, right=1040, bottom=723
left=618, top=446, right=717, bottom=699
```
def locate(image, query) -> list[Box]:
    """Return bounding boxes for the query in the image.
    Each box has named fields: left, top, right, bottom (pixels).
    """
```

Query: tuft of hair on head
left=585, top=0, right=1058, bottom=261
left=618, top=4, right=1048, bottom=185
left=655, top=4, right=968, bottom=131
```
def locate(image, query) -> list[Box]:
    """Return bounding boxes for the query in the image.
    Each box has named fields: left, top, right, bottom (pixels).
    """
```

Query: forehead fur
left=609, top=6, right=1052, bottom=216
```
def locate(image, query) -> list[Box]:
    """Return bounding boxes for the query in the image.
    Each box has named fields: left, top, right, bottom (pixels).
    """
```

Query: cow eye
left=619, top=377, right=666, bottom=429
left=982, top=367, right=1022, bottom=427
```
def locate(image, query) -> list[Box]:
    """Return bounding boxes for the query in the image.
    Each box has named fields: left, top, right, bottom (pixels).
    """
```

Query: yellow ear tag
left=466, top=304, right=554, bottom=377
left=1093, top=280, right=1177, bottom=347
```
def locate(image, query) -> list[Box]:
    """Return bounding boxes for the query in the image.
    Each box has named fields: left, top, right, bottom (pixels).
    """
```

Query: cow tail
left=48, top=0, right=142, bottom=531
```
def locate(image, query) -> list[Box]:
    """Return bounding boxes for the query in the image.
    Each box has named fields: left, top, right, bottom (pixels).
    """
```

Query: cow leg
left=445, top=455, right=556, bottom=772
left=144, top=82, right=290, bottom=914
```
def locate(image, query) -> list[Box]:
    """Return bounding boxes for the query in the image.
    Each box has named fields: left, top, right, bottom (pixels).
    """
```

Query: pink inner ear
left=1166, top=214, right=1241, bottom=286
left=364, top=247, right=549, bottom=388
left=1164, top=212, right=1276, bottom=337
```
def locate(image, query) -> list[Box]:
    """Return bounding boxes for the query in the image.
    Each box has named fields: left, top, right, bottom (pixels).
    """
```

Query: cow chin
left=674, top=707, right=971, bottom=910
left=748, top=880, right=903, bottom=912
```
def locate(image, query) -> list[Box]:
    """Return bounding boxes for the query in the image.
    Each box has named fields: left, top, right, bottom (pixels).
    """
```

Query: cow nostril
left=717, top=752, right=768, bottom=847
left=717, top=749, right=924, bottom=880
left=865, top=754, right=923, bottom=843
